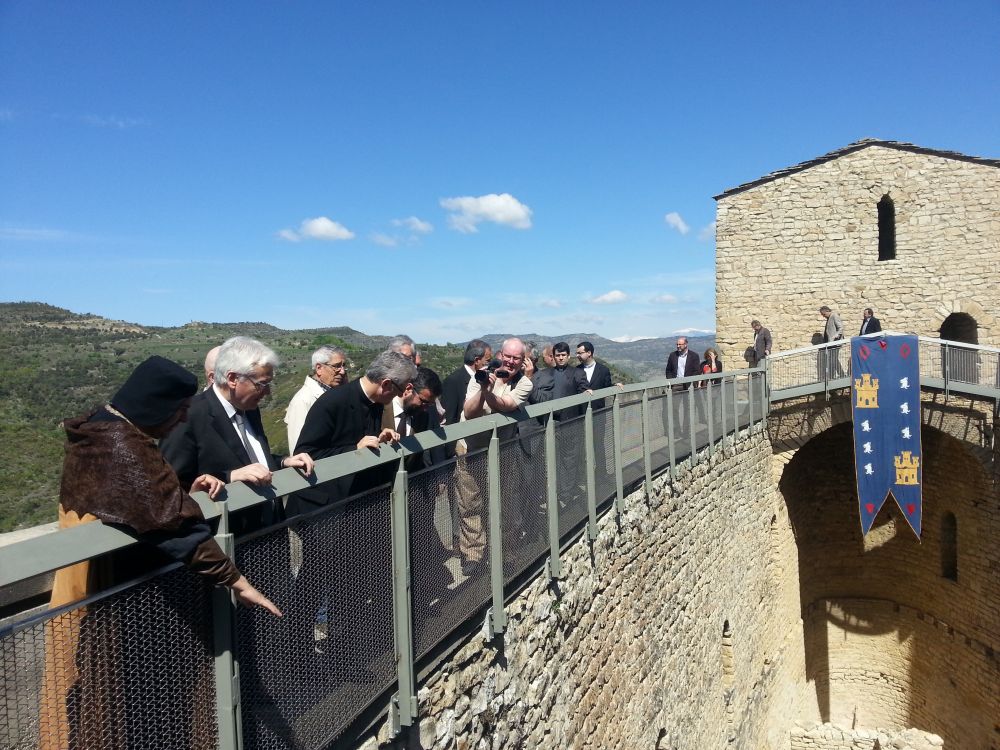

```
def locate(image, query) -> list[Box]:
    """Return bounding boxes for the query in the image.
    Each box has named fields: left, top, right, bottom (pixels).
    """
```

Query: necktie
left=234, top=412, right=256, bottom=462
left=397, top=413, right=408, bottom=436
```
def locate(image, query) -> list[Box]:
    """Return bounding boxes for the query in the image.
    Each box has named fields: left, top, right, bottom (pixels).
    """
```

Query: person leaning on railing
left=41, top=356, right=281, bottom=750
left=49, top=355, right=282, bottom=614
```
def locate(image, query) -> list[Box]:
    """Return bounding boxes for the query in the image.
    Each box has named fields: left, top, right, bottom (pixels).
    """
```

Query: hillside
left=0, top=303, right=691, bottom=532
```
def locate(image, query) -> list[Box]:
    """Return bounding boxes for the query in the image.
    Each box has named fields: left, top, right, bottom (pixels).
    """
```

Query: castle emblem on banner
left=894, top=451, right=919, bottom=485
left=854, top=373, right=879, bottom=408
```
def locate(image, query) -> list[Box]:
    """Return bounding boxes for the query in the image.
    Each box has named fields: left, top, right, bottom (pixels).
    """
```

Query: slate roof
left=714, top=138, right=1000, bottom=200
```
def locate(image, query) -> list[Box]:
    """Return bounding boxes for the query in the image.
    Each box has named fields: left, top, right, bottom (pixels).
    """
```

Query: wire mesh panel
left=769, top=349, right=821, bottom=392
left=235, top=485, right=394, bottom=750
left=735, top=377, right=751, bottom=431
left=919, top=340, right=942, bottom=383
left=592, top=406, right=616, bottom=506
left=554, top=415, right=589, bottom=538
left=646, top=393, right=671, bottom=474
left=498, top=430, right=549, bottom=585
left=408, top=459, right=490, bottom=661
left=1, top=566, right=217, bottom=750
left=619, top=400, right=644, bottom=487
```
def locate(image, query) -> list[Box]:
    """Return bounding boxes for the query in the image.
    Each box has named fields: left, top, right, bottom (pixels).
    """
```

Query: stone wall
left=353, top=406, right=998, bottom=749
left=359, top=430, right=810, bottom=749
left=715, top=144, right=1000, bottom=358
left=789, top=723, right=943, bottom=750
left=779, top=423, right=1000, bottom=748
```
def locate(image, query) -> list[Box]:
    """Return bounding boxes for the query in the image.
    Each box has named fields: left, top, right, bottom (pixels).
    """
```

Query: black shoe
left=461, top=557, right=482, bottom=577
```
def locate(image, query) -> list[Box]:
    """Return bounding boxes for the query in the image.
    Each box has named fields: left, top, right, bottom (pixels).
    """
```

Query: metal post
left=719, top=375, right=728, bottom=453
left=942, top=344, right=951, bottom=398
left=732, top=374, right=738, bottom=442
left=390, top=463, right=417, bottom=733
left=706, top=382, right=715, bottom=456
left=764, top=356, right=772, bottom=414
left=212, top=498, right=242, bottom=750
left=666, top=386, right=677, bottom=480
left=688, top=385, right=697, bottom=463
left=748, top=372, right=755, bottom=431
left=544, top=415, right=561, bottom=579
left=487, top=430, right=506, bottom=634
left=612, top=393, right=625, bottom=516
left=584, top=404, right=598, bottom=541
left=641, top=389, right=652, bottom=495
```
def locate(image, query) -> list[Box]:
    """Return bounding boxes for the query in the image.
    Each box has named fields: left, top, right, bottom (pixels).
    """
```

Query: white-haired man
left=161, top=336, right=314, bottom=522
left=455, top=337, right=533, bottom=575
left=284, top=345, right=348, bottom=451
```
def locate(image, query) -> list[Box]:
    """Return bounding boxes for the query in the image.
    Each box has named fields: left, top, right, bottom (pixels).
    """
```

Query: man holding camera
left=454, top=337, right=532, bottom=576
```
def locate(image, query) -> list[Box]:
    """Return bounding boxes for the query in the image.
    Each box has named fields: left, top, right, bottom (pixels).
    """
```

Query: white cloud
left=589, top=289, right=628, bottom=305
left=540, top=298, right=561, bottom=309
left=440, top=193, right=533, bottom=233
left=698, top=221, right=716, bottom=241
left=371, top=232, right=399, bottom=247
left=664, top=211, right=690, bottom=235
left=651, top=293, right=678, bottom=304
left=392, top=216, right=433, bottom=234
left=278, top=216, right=355, bottom=242
left=81, top=114, right=146, bottom=129
left=430, top=297, right=472, bottom=309
left=0, top=225, right=78, bottom=242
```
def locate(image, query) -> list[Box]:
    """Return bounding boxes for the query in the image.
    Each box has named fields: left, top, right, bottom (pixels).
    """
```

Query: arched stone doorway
left=939, top=312, right=979, bottom=344
left=938, top=312, right=980, bottom=383
left=777, top=422, right=998, bottom=746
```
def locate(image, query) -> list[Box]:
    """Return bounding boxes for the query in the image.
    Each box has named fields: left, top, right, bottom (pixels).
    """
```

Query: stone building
left=714, top=139, right=1000, bottom=358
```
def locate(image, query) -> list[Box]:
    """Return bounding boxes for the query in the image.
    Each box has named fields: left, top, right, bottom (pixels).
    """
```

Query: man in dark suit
left=664, top=336, right=701, bottom=436
left=439, top=340, right=491, bottom=551
left=860, top=307, right=882, bottom=335
left=441, top=340, right=491, bottom=437
left=292, top=350, right=418, bottom=510
left=542, top=342, right=590, bottom=420
left=576, top=340, right=614, bottom=409
left=160, top=336, right=315, bottom=527
left=750, top=320, right=772, bottom=367
left=665, top=336, right=701, bottom=381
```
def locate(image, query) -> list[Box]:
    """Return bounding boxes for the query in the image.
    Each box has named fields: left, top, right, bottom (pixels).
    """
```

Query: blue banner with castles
left=851, top=334, right=923, bottom=538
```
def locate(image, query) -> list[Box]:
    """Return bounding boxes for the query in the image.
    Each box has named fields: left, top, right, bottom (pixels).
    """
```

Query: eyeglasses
left=320, top=361, right=347, bottom=371
left=415, top=391, right=435, bottom=406
left=501, top=352, right=524, bottom=362
left=390, top=380, right=409, bottom=396
left=240, top=375, right=274, bottom=392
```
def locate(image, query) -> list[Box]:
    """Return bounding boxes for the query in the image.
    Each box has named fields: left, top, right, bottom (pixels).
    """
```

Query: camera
left=493, top=369, right=511, bottom=379
left=474, top=369, right=490, bottom=385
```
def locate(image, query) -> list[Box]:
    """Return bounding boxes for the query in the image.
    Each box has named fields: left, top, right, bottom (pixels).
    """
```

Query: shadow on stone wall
left=778, top=422, right=999, bottom=747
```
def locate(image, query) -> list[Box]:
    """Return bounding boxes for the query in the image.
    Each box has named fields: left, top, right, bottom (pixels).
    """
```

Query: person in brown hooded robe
left=40, top=356, right=280, bottom=749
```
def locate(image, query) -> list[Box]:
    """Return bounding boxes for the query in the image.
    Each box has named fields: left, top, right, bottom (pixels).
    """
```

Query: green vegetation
left=0, top=302, right=633, bottom=533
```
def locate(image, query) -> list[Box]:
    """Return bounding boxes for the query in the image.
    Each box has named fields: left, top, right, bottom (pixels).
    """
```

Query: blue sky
left=2, top=2, right=998, bottom=343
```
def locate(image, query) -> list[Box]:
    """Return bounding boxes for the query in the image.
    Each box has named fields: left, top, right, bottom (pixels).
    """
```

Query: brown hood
left=60, top=413, right=207, bottom=535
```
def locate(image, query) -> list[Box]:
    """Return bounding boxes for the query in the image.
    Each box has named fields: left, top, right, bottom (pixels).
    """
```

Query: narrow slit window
left=878, top=194, right=896, bottom=261
left=941, top=512, right=957, bottom=581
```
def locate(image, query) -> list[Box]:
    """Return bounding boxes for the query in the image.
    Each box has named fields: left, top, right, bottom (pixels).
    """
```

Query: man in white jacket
left=285, top=345, right=348, bottom=451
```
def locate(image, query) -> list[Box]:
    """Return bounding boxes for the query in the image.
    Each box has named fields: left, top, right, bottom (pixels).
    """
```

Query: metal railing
left=766, top=333, right=1000, bottom=403
left=0, top=368, right=766, bottom=750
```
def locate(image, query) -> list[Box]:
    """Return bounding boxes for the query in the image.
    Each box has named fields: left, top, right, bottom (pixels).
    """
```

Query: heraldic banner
left=851, top=334, right=923, bottom=538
